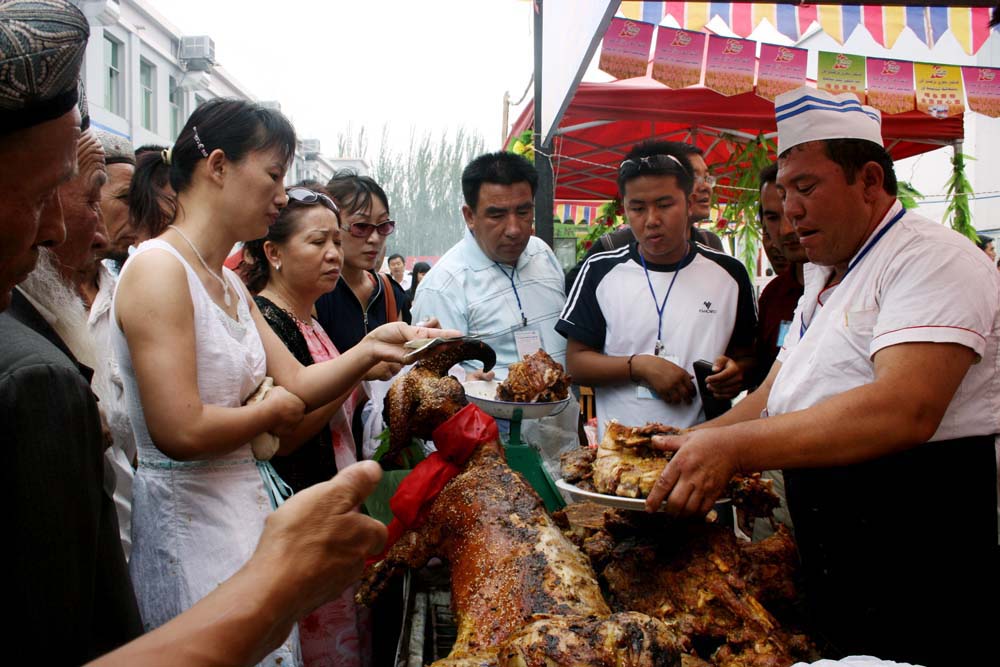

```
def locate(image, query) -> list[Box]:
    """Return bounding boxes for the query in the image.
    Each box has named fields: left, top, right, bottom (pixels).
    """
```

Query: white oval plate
left=462, top=380, right=572, bottom=420
left=555, top=478, right=653, bottom=511
left=555, top=478, right=731, bottom=513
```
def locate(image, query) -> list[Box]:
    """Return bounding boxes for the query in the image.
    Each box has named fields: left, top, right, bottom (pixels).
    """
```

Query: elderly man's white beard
left=19, top=247, right=99, bottom=371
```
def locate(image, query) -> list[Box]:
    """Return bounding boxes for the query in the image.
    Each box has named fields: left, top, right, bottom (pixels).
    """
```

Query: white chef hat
left=775, top=86, right=883, bottom=155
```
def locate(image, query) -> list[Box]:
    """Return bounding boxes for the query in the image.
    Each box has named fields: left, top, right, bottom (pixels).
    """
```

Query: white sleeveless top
left=111, top=239, right=300, bottom=667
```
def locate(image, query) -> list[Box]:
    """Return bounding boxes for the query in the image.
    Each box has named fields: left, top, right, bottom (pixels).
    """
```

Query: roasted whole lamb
left=495, top=348, right=571, bottom=402
left=366, top=352, right=806, bottom=667
left=363, top=348, right=685, bottom=666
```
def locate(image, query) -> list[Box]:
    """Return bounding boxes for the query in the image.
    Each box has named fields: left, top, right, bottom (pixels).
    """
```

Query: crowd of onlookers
left=5, top=3, right=996, bottom=667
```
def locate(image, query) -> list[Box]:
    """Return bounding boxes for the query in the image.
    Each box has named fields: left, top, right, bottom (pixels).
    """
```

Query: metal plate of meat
left=462, top=380, right=573, bottom=420
left=555, top=478, right=729, bottom=512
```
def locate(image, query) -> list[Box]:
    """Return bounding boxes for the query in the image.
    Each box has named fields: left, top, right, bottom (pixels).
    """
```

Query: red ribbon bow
left=372, top=404, right=498, bottom=562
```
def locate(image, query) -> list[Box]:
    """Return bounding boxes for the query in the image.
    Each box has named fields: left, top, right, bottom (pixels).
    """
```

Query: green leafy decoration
left=371, top=427, right=426, bottom=469
left=507, top=129, right=535, bottom=164
left=575, top=199, right=624, bottom=260
left=714, top=133, right=777, bottom=278
left=943, top=150, right=978, bottom=243
left=896, top=181, right=924, bottom=210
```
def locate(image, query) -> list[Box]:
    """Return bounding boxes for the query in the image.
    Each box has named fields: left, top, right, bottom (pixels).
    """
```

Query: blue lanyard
left=799, top=206, right=905, bottom=337
left=639, top=248, right=688, bottom=354
left=494, top=262, right=528, bottom=327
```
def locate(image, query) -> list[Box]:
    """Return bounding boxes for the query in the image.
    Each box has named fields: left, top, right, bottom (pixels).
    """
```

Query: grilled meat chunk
left=496, top=348, right=570, bottom=402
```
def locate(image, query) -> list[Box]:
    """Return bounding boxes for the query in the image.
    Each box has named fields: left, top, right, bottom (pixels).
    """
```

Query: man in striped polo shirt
left=557, top=140, right=756, bottom=441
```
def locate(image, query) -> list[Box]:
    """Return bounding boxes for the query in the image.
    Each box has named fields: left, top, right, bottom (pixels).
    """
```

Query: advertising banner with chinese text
left=817, top=51, right=866, bottom=98
left=866, top=58, right=915, bottom=114
left=704, top=36, right=755, bottom=97
left=962, top=66, right=1000, bottom=118
left=914, top=62, right=965, bottom=118
left=599, top=18, right=654, bottom=80
left=652, top=27, right=706, bottom=89
left=756, top=44, right=807, bottom=101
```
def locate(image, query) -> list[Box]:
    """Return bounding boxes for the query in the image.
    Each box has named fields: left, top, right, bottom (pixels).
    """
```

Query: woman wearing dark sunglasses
left=315, top=172, right=410, bottom=366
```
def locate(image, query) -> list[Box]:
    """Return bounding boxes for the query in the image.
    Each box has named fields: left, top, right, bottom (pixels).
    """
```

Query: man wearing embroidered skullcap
left=644, top=86, right=998, bottom=664
left=96, top=130, right=137, bottom=273
left=0, top=1, right=145, bottom=662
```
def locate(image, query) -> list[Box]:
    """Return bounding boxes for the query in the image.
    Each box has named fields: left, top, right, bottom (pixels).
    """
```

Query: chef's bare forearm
left=715, top=342, right=973, bottom=471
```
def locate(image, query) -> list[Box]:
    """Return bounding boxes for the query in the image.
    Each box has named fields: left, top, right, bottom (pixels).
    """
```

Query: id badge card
left=777, top=320, right=792, bottom=348
left=637, top=350, right=680, bottom=399
left=513, top=325, right=543, bottom=359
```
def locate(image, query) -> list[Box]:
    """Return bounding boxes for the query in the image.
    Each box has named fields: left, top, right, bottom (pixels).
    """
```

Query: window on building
left=140, top=60, right=155, bottom=131
left=104, top=35, right=123, bottom=115
left=168, top=75, right=184, bottom=140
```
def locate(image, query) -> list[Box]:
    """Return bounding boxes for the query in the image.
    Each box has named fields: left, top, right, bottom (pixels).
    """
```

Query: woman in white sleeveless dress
left=111, top=99, right=447, bottom=666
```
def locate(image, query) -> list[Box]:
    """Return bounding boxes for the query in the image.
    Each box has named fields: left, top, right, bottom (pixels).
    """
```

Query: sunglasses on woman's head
left=342, top=219, right=396, bottom=238
left=286, top=187, right=340, bottom=214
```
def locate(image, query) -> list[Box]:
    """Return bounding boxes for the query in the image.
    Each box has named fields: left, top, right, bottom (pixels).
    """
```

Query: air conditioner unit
left=301, top=139, right=321, bottom=158
left=75, top=0, right=120, bottom=26
left=179, top=36, right=215, bottom=72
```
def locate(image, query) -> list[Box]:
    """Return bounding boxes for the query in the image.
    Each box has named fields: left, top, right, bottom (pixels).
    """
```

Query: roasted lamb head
left=382, top=339, right=495, bottom=465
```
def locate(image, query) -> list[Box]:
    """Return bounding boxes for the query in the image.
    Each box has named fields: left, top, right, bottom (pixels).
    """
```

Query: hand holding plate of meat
left=463, top=349, right=573, bottom=420
left=558, top=420, right=780, bottom=517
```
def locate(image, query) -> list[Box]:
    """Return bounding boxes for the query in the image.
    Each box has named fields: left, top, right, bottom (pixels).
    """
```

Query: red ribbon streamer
left=371, top=404, right=498, bottom=562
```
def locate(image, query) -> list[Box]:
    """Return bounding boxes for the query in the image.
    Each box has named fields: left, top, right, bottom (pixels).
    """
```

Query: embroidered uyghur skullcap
left=0, top=0, right=90, bottom=135
left=96, top=130, right=134, bottom=165
left=775, top=86, right=883, bottom=155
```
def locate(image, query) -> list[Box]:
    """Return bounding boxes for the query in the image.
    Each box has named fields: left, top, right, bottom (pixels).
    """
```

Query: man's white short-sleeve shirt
left=770, top=200, right=1000, bottom=441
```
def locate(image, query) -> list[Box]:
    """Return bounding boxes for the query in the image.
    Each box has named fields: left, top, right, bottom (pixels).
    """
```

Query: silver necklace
left=169, top=225, right=232, bottom=307
left=262, top=290, right=311, bottom=328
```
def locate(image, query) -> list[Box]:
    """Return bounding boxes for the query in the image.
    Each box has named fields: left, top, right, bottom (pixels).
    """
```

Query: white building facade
left=71, top=0, right=346, bottom=186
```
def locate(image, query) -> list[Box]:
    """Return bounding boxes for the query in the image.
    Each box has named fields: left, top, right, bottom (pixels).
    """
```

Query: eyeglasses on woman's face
left=341, top=218, right=396, bottom=238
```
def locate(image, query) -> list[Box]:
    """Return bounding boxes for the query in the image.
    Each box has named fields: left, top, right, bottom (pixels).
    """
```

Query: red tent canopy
left=510, top=78, right=964, bottom=202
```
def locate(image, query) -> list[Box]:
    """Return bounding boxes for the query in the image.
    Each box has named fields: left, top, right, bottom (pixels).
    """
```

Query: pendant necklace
left=169, top=225, right=233, bottom=307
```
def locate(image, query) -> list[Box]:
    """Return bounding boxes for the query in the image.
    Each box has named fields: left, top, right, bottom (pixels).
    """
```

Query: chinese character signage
left=817, top=51, right=866, bottom=98
left=756, top=44, right=807, bottom=101
left=704, top=36, right=755, bottom=97
left=866, top=58, right=915, bottom=114
left=652, top=28, right=706, bottom=89
left=962, top=66, right=1000, bottom=118
left=599, top=18, right=654, bottom=80
left=914, top=62, right=965, bottom=118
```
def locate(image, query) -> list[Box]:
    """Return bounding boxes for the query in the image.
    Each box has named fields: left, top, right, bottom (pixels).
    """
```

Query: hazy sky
left=153, top=0, right=536, bottom=157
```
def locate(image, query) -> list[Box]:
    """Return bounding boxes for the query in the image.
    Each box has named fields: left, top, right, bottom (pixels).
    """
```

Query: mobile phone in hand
left=693, top=359, right=732, bottom=420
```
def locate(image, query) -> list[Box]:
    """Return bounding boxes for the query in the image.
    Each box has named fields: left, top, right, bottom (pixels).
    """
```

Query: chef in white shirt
left=644, top=86, right=999, bottom=665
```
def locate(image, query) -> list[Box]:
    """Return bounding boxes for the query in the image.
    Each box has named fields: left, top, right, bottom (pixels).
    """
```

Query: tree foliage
left=336, top=125, right=486, bottom=258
